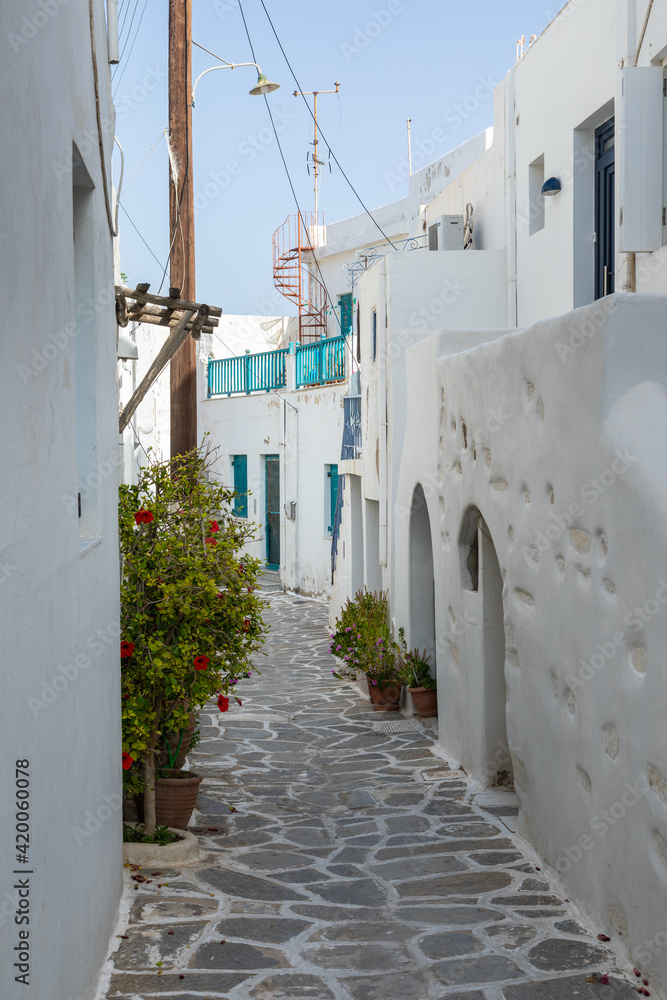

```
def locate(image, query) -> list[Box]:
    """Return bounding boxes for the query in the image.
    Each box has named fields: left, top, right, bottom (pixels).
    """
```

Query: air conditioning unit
left=427, top=215, right=464, bottom=251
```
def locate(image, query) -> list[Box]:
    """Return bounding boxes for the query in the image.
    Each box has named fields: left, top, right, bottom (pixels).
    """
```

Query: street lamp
left=191, top=41, right=280, bottom=105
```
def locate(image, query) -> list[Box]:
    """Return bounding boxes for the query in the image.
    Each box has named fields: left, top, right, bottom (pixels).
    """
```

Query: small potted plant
left=119, top=443, right=266, bottom=837
left=398, top=634, right=437, bottom=718
left=331, top=590, right=403, bottom=711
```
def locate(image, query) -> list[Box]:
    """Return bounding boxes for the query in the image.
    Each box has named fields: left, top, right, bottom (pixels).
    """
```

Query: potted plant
left=331, top=590, right=403, bottom=711
left=398, top=633, right=437, bottom=718
left=119, top=443, right=266, bottom=836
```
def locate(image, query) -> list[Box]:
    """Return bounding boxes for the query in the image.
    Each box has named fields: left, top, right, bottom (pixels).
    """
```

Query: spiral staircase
left=272, top=212, right=327, bottom=344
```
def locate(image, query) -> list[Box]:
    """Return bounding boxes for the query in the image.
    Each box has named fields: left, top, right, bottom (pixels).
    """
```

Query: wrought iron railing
left=341, top=395, right=361, bottom=459
left=207, top=349, right=287, bottom=397
left=295, top=335, right=346, bottom=388
left=342, top=233, right=427, bottom=287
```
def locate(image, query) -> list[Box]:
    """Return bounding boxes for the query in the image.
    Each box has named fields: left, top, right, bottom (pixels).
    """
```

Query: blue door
left=265, top=455, right=280, bottom=569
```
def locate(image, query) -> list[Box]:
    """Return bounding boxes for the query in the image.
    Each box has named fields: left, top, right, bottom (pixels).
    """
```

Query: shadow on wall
left=460, top=507, right=514, bottom=789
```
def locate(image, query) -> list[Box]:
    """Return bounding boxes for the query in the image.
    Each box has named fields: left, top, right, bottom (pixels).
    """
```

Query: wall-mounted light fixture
left=541, top=177, right=562, bottom=197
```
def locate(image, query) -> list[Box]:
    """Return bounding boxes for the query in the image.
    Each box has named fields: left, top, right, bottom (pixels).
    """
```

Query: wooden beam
left=119, top=309, right=195, bottom=434
left=115, top=285, right=222, bottom=317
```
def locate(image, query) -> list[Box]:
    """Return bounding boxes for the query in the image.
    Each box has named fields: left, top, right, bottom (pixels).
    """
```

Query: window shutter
left=233, top=455, right=248, bottom=517
left=328, top=464, right=339, bottom=534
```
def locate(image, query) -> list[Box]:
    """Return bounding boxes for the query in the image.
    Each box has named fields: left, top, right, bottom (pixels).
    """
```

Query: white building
left=323, top=0, right=667, bottom=992
left=199, top=315, right=350, bottom=598
left=0, top=2, right=122, bottom=999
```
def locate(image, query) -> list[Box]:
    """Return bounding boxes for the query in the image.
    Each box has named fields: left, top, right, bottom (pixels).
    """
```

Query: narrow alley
left=106, top=594, right=643, bottom=1000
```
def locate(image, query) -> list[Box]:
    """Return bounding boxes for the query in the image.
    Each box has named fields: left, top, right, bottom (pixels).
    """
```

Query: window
left=232, top=455, right=248, bottom=517
left=338, top=293, right=353, bottom=336
left=371, top=309, right=377, bottom=361
left=327, top=464, right=339, bottom=535
left=528, top=155, right=545, bottom=235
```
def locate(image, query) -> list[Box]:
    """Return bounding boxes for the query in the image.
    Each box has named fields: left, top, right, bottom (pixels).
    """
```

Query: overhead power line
left=258, top=0, right=397, bottom=250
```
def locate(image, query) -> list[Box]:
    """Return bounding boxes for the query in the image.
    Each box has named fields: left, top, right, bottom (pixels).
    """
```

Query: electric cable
left=113, top=0, right=149, bottom=96
left=89, top=0, right=118, bottom=237
left=237, top=0, right=358, bottom=367
left=119, top=203, right=166, bottom=270
left=258, top=0, right=398, bottom=250
left=122, top=129, right=168, bottom=194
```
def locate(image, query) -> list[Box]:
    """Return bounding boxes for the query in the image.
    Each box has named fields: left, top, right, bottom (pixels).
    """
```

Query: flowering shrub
left=119, top=444, right=266, bottom=831
left=396, top=629, right=436, bottom=690
left=330, top=590, right=401, bottom=687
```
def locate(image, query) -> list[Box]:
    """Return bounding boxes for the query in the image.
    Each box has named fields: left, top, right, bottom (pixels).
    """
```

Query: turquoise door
left=265, top=455, right=280, bottom=569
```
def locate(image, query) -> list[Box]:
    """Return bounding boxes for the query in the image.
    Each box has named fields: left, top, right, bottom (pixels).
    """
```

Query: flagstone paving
left=107, top=593, right=643, bottom=1000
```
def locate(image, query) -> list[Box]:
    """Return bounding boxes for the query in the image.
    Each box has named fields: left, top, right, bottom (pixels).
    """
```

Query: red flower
left=242, top=618, right=251, bottom=633
left=209, top=520, right=220, bottom=533
left=120, top=641, right=135, bottom=658
left=194, top=655, right=210, bottom=671
left=237, top=563, right=245, bottom=576
left=134, top=509, right=154, bottom=524
left=217, top=694, right=229, bottom=712
left=234, top=696, right=242, bottom=706
left=205, top=537, right=217, bottom=547
left=122, top=752, right=134, bottom=770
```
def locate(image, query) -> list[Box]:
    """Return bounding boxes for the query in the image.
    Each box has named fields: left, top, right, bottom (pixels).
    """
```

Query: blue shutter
left=232, top=455, right=248, bottom=518
left=328, top=464, right=339, bottom=534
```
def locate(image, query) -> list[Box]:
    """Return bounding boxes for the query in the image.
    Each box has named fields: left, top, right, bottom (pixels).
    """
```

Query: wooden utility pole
left=168, top=0, right=197, bottom=459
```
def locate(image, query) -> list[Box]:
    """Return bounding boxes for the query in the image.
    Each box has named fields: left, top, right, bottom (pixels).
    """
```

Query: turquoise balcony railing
left=207, top=348, right=287, bottom=397
left=207, top=336, right=347, bottom=397
left=296, top=335, right=346, bottom=388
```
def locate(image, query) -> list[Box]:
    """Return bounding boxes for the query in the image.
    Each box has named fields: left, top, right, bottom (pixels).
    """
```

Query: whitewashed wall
left=0, top=3, right=122, bottom=998
left=201, top=385, right=345, bottom=597
left=393, top=293, right=667, bottom=995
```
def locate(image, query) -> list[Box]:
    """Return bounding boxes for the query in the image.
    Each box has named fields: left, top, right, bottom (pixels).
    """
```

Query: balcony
left=208, top=336, right=348, bottom=398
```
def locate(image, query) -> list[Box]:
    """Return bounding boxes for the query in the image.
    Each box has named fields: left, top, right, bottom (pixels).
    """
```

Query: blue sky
left=113, top=0, right=563, bottom=314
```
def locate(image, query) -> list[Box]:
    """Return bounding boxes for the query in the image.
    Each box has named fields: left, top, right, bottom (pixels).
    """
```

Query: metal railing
left=341, top=395, right=361, bottom=459
left=296, top=335, right=346, bottom=388
left=207, top=348, right=287, bottom=397
left=342, top=233, right=428, bottom=287
left=207, top=335, right=348, bottom=397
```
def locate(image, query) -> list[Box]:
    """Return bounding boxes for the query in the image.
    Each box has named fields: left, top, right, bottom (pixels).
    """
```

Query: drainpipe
left=622, top=0, right=638, bottom=292
left=378, top=272, right=388, bottom=568
left=107, top=0, right=119, bottom=64
left=504, top=68, right=518, bottom=325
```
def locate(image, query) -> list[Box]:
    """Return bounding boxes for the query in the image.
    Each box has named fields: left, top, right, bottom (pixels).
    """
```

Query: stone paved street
left=106, top=594, right=643, bottom=1000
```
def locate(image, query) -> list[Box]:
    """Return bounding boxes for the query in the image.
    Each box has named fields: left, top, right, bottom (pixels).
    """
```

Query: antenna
left=407, top=118, right=412, bottom=176
left=293, top=82, right=340, bottom=216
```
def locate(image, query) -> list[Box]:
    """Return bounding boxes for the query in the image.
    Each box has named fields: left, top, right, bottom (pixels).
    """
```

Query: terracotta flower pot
left=409, top=686, right=438, bottom=718
left=368, top=682, right=403, bottom=711
left=136, top=769, right=202, bottom=830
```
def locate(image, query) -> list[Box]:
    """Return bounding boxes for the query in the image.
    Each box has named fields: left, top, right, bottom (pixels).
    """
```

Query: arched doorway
left=409, top=484, right=436, bottom=664
left=460, top=508, right=513, bottom=788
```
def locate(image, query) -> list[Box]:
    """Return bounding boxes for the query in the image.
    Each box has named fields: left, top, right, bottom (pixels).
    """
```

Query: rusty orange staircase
left=272, top=213, right=327, bottom=344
